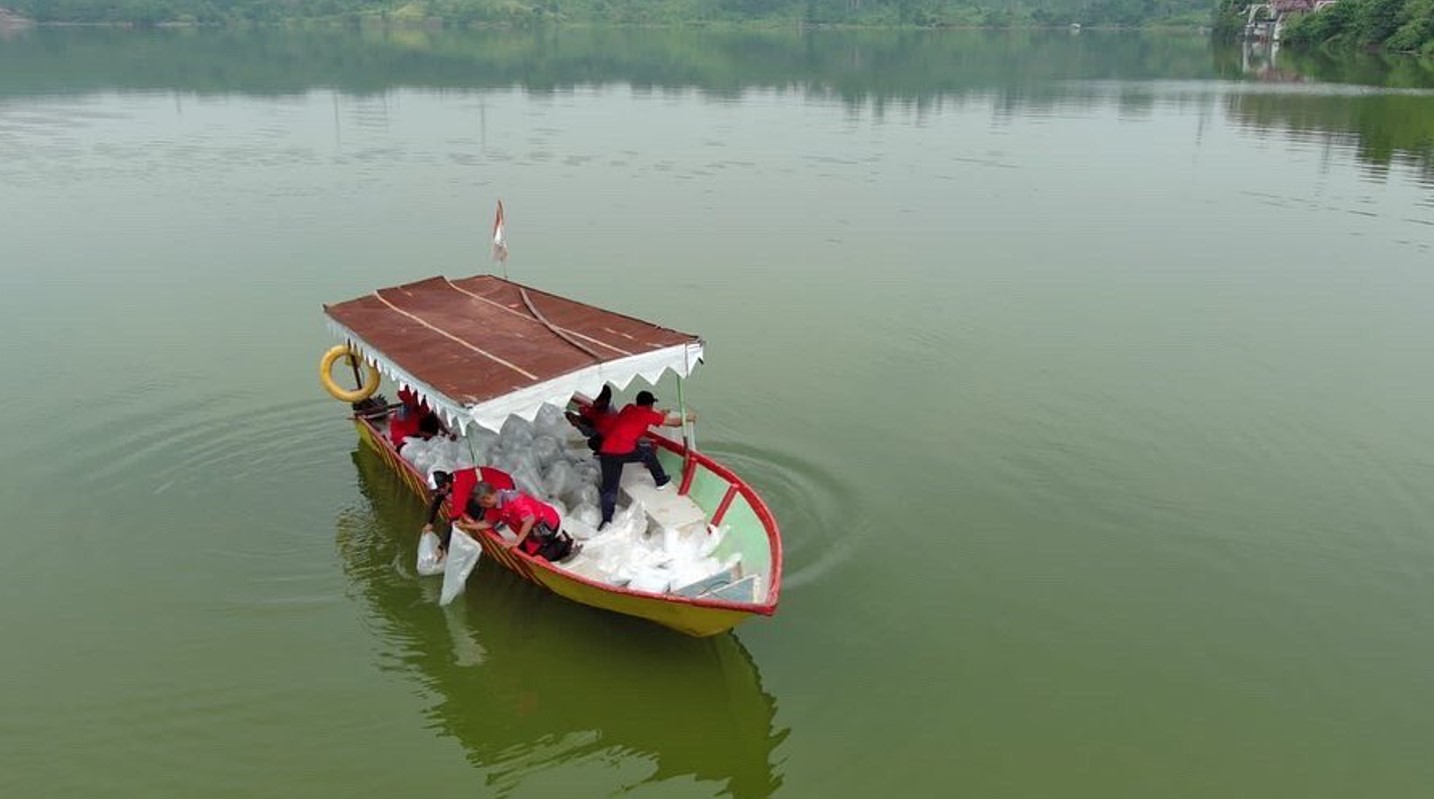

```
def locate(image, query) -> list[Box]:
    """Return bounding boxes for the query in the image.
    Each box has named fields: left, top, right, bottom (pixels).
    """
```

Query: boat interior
left=375, top=408, right=771, bottom=605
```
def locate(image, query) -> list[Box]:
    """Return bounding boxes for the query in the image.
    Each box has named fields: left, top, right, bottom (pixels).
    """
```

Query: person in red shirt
left=597, top=390, right=696, bottom=529
left=421, top=466, right=515, bottom=555
left=566, top=384, right=616, bottom=449
left=467, top=482, right=577, bottom=562
left=389, top=388, right=444, bottom=447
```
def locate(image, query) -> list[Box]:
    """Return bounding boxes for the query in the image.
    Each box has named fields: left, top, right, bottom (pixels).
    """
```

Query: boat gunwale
left=356, top=413, right=781, bottom=618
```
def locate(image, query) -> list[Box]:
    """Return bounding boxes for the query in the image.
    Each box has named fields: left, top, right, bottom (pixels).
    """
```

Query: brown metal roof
left=323, top=275, right=699, bottom=406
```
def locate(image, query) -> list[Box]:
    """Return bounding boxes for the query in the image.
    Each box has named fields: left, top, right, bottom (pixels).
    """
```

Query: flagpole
left=678, top=344, right=695, bottom=452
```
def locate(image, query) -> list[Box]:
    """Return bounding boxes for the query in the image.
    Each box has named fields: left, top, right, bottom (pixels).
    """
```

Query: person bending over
left=421, top=466, right=514, bottom=555
left=389, top=387, right=445, bottom=447
left=567, top=384, right=617, bottom=450
left=463, top=482, right=578, bottom=562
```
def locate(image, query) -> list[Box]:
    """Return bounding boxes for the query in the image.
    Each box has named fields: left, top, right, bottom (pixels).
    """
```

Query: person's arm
left=660, top=408, right=697, bottom=427
left=455, top=514, right=492, bottom=534
left=506, top=516, right=536, bottom=550
left=423, top=492, right=445, bottom=529
left=567, top=410, right=597, bottom=437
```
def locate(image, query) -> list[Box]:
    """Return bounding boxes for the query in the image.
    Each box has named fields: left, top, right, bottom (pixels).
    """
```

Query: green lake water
left=1, top=26, right=1433, bottom=798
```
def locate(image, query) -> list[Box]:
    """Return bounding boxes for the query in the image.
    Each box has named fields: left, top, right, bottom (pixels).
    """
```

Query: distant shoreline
left=1, top=19, right=1210, bottom=33
left=0, top=5, right=1211, bottom=33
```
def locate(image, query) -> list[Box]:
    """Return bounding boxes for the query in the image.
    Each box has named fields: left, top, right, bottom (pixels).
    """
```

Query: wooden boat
left=321, top=274, right=782, bottom=637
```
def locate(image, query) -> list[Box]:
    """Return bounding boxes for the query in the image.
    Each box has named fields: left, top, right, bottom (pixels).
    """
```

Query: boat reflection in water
left=336, top=446, right=788, bottom=798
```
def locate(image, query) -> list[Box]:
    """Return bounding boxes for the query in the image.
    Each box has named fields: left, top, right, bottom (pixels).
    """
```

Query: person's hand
left=502, top=540, right=518, bottom=551
left=421, top=523, right=433, bottom=534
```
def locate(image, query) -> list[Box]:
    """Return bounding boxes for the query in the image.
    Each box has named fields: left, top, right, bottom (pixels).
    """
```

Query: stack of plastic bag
left=403, top=403, right=753, bottom=600
left=464, top=426, right=499, bottom=466
left=532, top=403, right=575, bottom=443
left=399, top=436, right=477, bottom=484
left=556, top=503, right=742, bottom=597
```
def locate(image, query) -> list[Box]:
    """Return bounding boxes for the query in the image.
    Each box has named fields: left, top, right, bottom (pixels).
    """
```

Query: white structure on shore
left=1243, top=0, right=1338, bottom=42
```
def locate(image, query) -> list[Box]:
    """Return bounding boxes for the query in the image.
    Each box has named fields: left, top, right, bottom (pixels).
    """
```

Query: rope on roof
left=519, top=286, right=604, bottom=363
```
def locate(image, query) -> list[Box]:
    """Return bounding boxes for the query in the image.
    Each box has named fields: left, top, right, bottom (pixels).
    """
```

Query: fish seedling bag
left=416, top=531, right=445, bottom=577
left=440, top=530, right=482, bottom=606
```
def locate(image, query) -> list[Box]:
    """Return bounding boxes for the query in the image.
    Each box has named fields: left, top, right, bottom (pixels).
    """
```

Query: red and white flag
left=491, top=200, right=509, bottom=264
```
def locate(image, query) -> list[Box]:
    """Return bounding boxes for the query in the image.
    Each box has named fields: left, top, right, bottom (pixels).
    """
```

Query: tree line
left=1282, top=0, right=1434, bottom=54
left=4, top=0, right=1215, bottom=28
left=1213, top=0, right=1434, bottom=54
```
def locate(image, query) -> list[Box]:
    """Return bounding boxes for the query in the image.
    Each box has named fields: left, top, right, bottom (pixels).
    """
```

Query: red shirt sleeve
left=450, top=468, right=478, bottom=520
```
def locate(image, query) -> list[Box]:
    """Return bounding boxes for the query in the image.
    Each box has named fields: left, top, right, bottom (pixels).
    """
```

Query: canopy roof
left=323, top=275, right=704, bottom=432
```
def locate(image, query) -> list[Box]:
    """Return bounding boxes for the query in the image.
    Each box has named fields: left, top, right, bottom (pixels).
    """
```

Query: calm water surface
left=2, top=28, right=1433, bottom=799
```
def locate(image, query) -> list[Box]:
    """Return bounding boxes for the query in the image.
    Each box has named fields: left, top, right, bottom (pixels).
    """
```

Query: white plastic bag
left=563, top=515, right=601, bottom=542
left=465, top=427, right=498, bottom=465
left=570, top=502, right=602, bottom=529
left=533, top=403, right=568, bottom=438
left=416, top=531, right=445, bottom=576
left=499, top=416, right=534, bottom=449
left=544, top=460, right=575, bottom=500
left=629, top=566, right=673, bottom=595
left=440, top=530, right=482, bottom=606
left=533, top=435, right=562, bottom=469
left=608, top=500, right=647, bottom=540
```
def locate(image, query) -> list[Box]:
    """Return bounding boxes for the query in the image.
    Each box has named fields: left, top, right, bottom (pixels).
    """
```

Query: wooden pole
left=346, top=342, right=364, bottom=391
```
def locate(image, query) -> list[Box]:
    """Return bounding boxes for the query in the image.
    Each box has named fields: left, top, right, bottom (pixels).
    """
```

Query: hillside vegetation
left=1284, top=0, right=1433, bottom=54
left=4, top=0, right=1215, bottom=28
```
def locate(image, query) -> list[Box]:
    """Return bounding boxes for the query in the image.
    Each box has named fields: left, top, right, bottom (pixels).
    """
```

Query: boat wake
left=694, top=440, right=859, bottom=593
left=38, top=390, right=339, bottom=498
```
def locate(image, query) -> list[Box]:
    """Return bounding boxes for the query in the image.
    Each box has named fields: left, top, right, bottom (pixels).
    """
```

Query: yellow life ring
left=320, top=345, right=381, bottom=403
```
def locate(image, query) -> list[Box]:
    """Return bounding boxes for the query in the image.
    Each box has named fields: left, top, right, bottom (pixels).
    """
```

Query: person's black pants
left=599, top=444, right=669, bottom=524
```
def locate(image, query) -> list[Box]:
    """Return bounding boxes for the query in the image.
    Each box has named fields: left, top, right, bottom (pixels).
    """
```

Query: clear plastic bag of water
left=440, top=529, right=482, bottom=606
left=416, top=531, right=445, bottom=576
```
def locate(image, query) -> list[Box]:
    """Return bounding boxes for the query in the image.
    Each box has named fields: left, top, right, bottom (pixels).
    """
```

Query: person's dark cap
left=635, top=390, right=657, bottom=406
left=432, top=470, right=453, bottom=487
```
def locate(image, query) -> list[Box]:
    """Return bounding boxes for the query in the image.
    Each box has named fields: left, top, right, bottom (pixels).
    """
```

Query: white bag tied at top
left=416, top=531, right=445, bottom=577
left=440, top=529, right=482, bottom=606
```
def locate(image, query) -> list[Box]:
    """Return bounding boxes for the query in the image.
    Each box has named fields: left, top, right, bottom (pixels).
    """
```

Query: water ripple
left=698, top=440, right=859, bottom=593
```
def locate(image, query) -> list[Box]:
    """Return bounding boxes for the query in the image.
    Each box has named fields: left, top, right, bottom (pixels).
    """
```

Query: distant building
left=1242, top=0, right=1332, bottom=42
